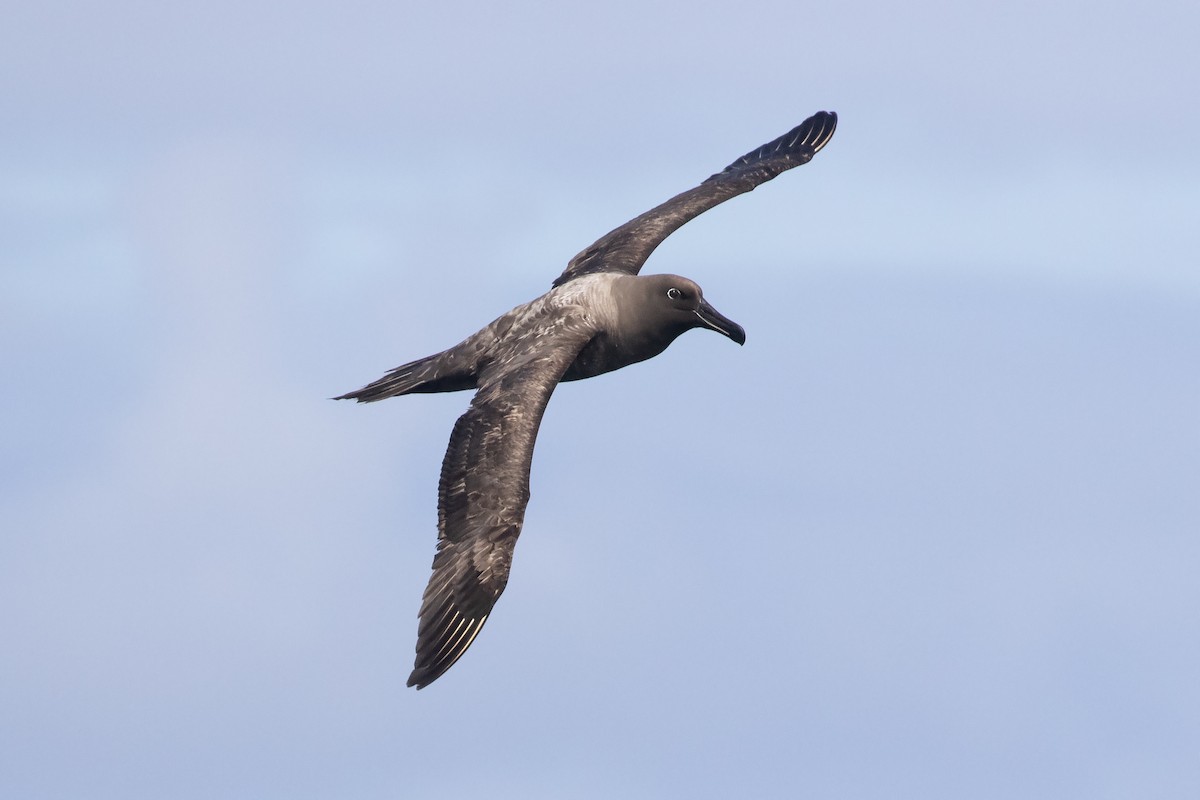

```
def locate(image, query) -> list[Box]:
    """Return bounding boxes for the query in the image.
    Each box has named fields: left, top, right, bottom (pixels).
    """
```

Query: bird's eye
left=666, top=287, right=683, bottom=300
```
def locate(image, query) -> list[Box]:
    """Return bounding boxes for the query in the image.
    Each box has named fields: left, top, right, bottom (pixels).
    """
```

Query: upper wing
left=553, top=110, right=837, bottom=288
left=407, top=321, right=595, bottom=689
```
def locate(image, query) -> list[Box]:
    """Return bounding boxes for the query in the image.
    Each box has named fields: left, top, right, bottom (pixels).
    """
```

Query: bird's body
left=338, top=110, right=837, bottom=688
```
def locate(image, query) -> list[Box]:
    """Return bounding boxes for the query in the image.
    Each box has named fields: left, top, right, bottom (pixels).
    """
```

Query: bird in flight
left=338, top=110, right=837, bottom=688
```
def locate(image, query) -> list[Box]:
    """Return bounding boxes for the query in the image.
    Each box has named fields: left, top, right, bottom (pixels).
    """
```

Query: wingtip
left=713, top=109, right=839, bottom=177
left=810, top=110, right=838, bottom=153
left=407, top=658, right=439, bottom=689
left=406, top=611, right=491, bottom=689
left=792, top=110, right=837, bottom=155
left=404, top=659, right=454, bottom=691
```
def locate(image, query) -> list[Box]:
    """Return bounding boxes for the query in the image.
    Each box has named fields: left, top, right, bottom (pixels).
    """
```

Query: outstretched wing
left=553, top=110, right=837, bottom=288
left=407, top=321, right=595, bottom=689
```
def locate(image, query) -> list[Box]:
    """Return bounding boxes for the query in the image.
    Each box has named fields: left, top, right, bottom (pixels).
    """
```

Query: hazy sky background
left=3, top=1, right=1198, bottom=797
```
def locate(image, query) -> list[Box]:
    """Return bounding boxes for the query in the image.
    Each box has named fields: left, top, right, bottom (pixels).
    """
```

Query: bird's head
left=637, top=274, right=746, bottom=346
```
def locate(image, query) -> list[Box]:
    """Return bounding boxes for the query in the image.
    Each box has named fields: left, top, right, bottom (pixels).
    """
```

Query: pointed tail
left=335, top=351, right=477, bottom=402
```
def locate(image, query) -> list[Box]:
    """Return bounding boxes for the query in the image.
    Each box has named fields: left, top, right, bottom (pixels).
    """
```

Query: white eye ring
left=666, top=287, right=683, bottom=300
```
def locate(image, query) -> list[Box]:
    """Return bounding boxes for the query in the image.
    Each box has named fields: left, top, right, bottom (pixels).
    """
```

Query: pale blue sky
left=2, top=1, right=1198, bottom=798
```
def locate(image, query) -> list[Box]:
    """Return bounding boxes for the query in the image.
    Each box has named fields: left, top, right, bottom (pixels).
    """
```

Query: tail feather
left=335, top=350, right=478, bottom=402
left=334, top=362, right=425, bottom=402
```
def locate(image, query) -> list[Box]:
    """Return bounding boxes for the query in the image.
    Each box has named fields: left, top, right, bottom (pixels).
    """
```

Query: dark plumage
left=338, top=110, right=837, bottom=688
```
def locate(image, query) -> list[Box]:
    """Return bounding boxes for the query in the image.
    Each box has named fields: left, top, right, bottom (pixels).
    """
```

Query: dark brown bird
left=338, top=110, right=837, bottom=688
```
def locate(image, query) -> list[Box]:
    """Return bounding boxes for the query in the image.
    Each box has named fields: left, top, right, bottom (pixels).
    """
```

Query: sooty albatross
left=338, top=110, right=837, bottom=688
